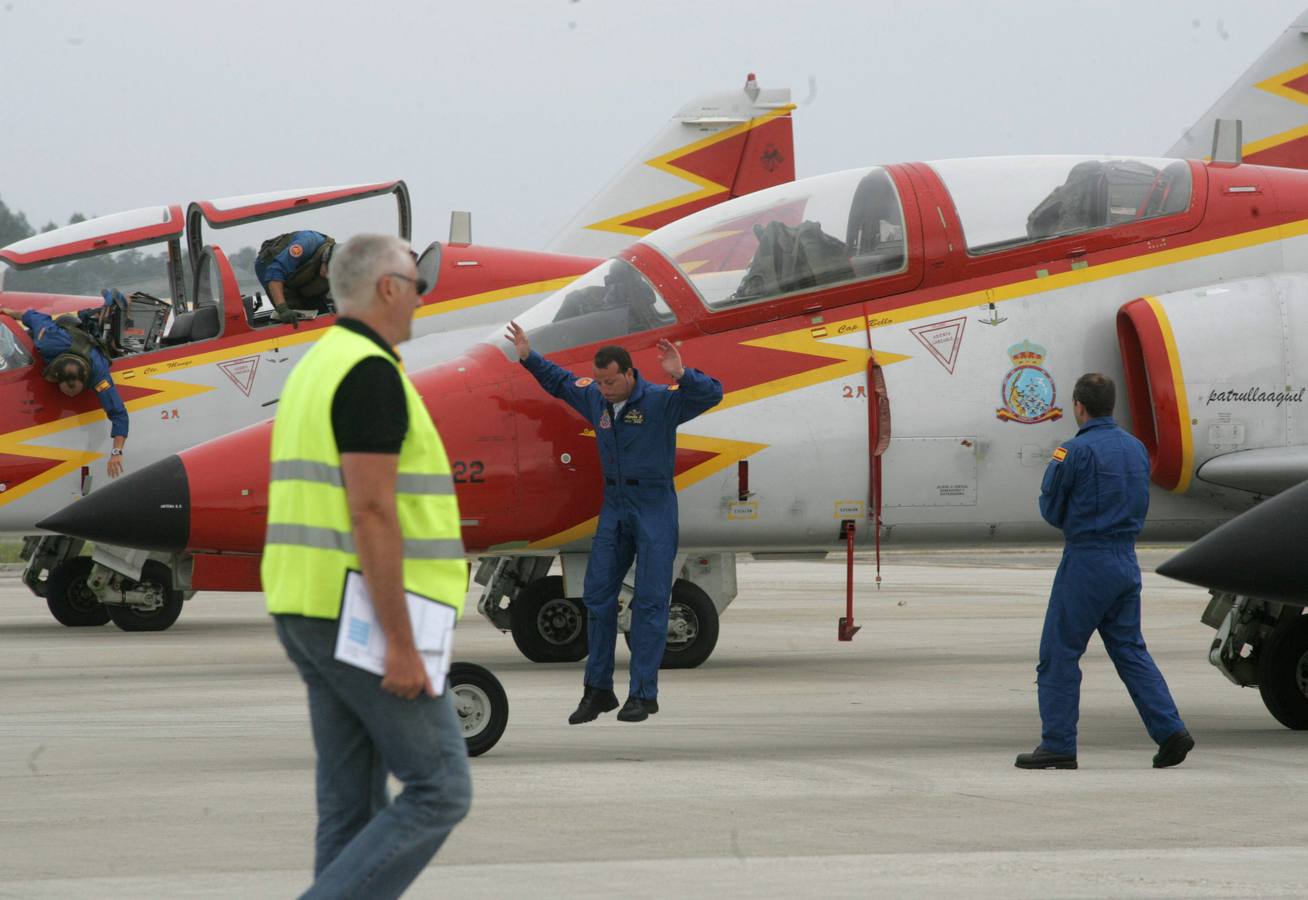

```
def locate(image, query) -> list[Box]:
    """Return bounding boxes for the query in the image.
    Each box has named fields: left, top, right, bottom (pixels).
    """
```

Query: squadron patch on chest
left=623, top=408, right=644, bottom=425
left=575, top=377, right=594, bottom=387
left=599, top=410, right=612, bottom=430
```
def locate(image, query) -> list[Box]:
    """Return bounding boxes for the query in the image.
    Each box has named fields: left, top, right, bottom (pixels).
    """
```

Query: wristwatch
left=110, top=449, right=123, bottom=457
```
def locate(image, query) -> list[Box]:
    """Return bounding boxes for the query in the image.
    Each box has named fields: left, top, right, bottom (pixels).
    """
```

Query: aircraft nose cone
left=1156, top=480, right=1308, bottom=605
left=36, top=454, right=190, bottom=553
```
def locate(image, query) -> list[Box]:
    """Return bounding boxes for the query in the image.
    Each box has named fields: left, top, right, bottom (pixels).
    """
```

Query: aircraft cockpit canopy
left=505, top=258, right=675, bottom=356
left=927, top=155, right=1193, bottom=254
left=643, top=167, right=907, bottom=309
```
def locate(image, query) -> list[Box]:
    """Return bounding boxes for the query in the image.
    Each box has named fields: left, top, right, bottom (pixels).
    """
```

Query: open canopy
left=0, top=205, right=185, bottom=269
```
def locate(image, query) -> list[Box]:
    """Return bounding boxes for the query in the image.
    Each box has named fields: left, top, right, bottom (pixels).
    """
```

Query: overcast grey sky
left=1, top=0, right=1305, bottom=251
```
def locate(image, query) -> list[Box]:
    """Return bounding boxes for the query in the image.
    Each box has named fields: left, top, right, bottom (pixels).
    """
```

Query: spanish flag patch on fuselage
left=1051, top=447, right=1067, bottom=462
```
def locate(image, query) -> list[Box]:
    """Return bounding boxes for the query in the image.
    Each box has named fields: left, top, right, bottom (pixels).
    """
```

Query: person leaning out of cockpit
left=254, top=230, right=336, bottom=324
left=1, top=291, right=129, bottom=478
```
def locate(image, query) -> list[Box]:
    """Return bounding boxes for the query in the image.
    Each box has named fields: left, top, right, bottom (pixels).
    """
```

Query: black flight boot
left=568, top=687, right=619, bottom=725
left=1153, top=729, right=1195, bottom=768
left=1014, top=746, right=1078, bottom=770
left=616, top=695, right=659, bottom=722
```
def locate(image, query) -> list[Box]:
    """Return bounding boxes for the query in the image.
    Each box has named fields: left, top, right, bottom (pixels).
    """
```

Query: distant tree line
left=0, top=194, right=257, bottom=299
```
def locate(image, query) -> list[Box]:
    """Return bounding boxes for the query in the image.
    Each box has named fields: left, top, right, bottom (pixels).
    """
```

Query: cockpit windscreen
left=494, top=258, right=674, bottom=357
left=642, top=167, right=907, bottom=309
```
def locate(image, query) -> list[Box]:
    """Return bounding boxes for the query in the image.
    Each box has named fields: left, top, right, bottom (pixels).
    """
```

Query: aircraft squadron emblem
left=760, top=143, right=786, bottom=173
left=599, top=410, right=612, bottom=430
left=996, top=340, right=1062, bottom=424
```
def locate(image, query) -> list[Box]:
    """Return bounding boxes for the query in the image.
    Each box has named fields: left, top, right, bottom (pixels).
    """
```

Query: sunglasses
left=386, top=273, right=429, bottom=295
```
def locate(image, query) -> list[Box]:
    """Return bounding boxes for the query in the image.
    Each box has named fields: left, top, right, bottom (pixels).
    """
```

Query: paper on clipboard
left=334, top=571, right=456, bottom=695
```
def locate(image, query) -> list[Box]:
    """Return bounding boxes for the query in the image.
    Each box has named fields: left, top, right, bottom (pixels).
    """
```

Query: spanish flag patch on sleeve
left=1051, top=446, right=1067, bottom=462
left=95, top=379, right=111, bottom=393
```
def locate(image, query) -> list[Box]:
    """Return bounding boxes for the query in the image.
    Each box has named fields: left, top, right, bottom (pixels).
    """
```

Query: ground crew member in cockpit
left=1016, top=373, right=1193, bottom=770
left=506, top=321, right=723, bottom=724
left=1, top=292, right=129, bottom=478
left=254, top=230, right=336, bottom=324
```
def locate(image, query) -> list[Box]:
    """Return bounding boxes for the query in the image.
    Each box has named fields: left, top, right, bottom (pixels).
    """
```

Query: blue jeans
left=1036, top=543, right=1185, bottom=755
left=275, top=614, right=472, bottom=900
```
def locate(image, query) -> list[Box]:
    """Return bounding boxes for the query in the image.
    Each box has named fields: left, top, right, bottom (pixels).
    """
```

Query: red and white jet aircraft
left=0, top=78, right=796, bottom=629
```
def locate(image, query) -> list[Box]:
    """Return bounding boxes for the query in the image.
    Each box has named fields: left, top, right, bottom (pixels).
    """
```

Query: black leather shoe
left=616, top=695, right=659, bottom=722
left=1014, top=746, right=1078, bottom=769
left=1153, top=729, right=1195, bottom=768
left=568, top=687, right=619, bottom=725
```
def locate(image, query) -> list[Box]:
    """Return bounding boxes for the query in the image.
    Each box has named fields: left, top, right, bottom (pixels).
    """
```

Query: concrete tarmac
left=2, top=549, right=1306, bottom=898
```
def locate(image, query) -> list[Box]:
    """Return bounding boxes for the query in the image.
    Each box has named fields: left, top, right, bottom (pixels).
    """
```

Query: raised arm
left=659, top=339, right=723, bottom=423
left=506, top=320, right=596, bottom=421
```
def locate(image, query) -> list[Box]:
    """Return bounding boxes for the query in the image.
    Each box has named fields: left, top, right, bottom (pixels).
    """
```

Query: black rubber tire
left=1257, top=611, right=1308, bottom=730
left=449, top=661, right=509, bottom=757
left=624, top=579, right=720, bottom=670
left=45, top=556, right=110, bottom=627
left=107, top=561, right=184, bottom=633
left=509, top=576, right=588, bottom=663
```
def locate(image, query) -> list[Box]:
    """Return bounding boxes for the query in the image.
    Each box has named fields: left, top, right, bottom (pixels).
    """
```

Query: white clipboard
left=333, top=571, right=456, bottom=695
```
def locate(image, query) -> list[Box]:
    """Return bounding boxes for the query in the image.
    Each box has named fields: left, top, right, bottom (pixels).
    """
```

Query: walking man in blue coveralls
left=1016, top=373, right=1194, bottom=770
left=506, top=321, right=723, bottom=724
left=255, top=230, right=336, bottom=324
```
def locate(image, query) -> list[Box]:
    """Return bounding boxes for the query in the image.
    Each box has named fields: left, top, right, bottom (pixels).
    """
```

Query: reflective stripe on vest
left=261, top=326, right=466, bottom=619
left=269, top=459, right=456, bottom=496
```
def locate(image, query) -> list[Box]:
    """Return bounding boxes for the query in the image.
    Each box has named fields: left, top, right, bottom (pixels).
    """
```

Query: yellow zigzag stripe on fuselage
left=1143, top=296, right=1194, bottom=494
left=524, top=432, right=770, bottom=550
left=520, top=317, right=907, bottom=548
left=584, top=105, right=797, bottom=239
left=0, top=280, right=578, bottom=506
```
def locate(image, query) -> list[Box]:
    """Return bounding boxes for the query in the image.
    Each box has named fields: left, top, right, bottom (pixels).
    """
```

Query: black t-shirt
left=330, top=319, right=409, bottom=454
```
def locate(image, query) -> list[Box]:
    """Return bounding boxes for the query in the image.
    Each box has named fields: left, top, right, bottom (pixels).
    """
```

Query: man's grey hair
left=328, top=234, right=413, bottom=315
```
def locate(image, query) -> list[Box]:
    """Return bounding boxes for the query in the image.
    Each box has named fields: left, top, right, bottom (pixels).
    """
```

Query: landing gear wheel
left=509, top=575, right=588, bottom=663
left=624, top=579, right=720, bottom=670
left=107, top=562, right=184, bottom=633
left=449, top=662, right=508, bottom=757
left=1258, top=612, right=1308, bottom=730
left=45, top=556, right=109, bottom=627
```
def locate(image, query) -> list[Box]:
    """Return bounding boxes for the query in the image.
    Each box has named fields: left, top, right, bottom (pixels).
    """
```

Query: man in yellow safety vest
left=262, top=234, right=470, bottom=899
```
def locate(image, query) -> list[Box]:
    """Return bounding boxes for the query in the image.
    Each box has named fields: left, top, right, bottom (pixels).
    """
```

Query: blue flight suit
left=22, top=309, right=129, bottom=439
left=1037, top=416, right=1185, bottom=755
left=522, top=350, right=723, bottom=700
left=254, top=230, right=331, bottom=289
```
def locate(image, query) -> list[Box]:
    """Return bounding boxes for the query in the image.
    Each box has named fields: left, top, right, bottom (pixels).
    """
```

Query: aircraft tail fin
left=546, top=75, right=795, bottom=258
left=1168, top=11, right=1308, bottom=167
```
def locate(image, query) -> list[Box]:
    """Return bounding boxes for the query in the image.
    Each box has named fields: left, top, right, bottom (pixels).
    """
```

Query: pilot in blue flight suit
left=254, top=230, right=336, bottom=324
left=2, top=290, right=129, bottom=479
left=1016, top=373, right=1194, bottom=770
left=507, top=321, right=723, bottom=724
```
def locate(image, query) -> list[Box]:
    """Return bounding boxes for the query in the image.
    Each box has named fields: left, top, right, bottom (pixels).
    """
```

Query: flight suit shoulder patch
left=94, top=379, right=111, bottom=393
left=574, top=377, right=593, bottom=387
left=288, top=243, right=304, bottom=258
left=1051, top=446, right=1068, bottom=462
left=666, top=384, right=679, bottom=391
